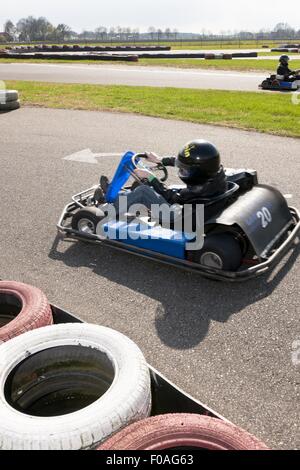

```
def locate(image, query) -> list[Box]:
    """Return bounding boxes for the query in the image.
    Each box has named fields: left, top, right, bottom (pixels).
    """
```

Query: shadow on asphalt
left=49, top=236, right=299, bottom=350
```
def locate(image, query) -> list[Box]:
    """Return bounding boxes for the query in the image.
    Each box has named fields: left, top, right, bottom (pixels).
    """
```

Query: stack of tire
left=0, top=89, right=20, bottom=112
left=0, top=280, right=268, bottom=450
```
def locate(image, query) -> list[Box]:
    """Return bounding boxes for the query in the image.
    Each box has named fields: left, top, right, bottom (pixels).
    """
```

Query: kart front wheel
left=71, top=207, right=105, bottom=235
left=188, top=233, right=243, bottom=271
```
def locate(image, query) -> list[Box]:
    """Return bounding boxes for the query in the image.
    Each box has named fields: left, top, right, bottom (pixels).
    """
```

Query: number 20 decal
left=257, top=207, right=272, bottom=228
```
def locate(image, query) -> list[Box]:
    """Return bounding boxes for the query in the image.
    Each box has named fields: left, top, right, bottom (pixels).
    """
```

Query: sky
left=1, top=0, right=299, bottom=34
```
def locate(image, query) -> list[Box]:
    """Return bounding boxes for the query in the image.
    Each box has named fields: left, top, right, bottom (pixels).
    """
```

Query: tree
left=165, top=28, right=171, bottom=40
left=148, top=26, right=156, bottom=41
left=95, top=26, right=107, bottom=40
left=55, top=24, right=71, bottom=41
left=4, top=20, right=16, bottom=40
left=16, top=16, right=52, bottom=41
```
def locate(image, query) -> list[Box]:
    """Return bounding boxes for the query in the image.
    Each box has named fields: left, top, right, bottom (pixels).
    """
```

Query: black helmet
left=280, top=55, right=290, bottom=65
left=176, top=139, right=221, bottom=185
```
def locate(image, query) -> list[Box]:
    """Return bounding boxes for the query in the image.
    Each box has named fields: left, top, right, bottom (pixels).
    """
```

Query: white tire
left=0, top=90, right=19, bottom=103
left=0, top=323, right=151, bottom=450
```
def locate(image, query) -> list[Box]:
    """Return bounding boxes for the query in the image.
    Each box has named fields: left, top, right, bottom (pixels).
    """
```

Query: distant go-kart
left=57, top=151, right=300, bottom=282
left=259, top=73, right=300, bottom=91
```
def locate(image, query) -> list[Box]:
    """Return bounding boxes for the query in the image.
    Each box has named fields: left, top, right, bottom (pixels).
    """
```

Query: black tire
left=260, top=80, right=270, bottom=89
left=188, top=233, right=243, bottom=271
left=71, top=207, right=105, bottom=235
left=0, top=100, right=20, bottom=112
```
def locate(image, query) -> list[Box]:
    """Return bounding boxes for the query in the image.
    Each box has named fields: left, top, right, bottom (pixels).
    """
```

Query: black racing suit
left=277, top=64, right=297, bottom=80
left=148, top=156, right=227, bottom=205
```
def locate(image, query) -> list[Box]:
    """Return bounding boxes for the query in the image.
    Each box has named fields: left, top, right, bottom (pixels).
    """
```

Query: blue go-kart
left=57, top=151, right=300, bottom=281
left=259, top=74, right=300, bottom=91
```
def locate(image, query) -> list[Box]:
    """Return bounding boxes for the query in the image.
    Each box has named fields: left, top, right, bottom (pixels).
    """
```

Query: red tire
left=0, top=281, right=53, bottom=342
left=98, top=414, right=269, bottom=450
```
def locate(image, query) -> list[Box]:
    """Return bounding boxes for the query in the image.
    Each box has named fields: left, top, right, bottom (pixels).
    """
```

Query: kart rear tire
left=0, top=281, right=53, bottom=343
left=71, top=207, right=106, bottom=235
left=0, top=323, right=151, bottom=449
left=98, top=413, right=269, bottom=450
left=188, top=233, right=243, bottom=271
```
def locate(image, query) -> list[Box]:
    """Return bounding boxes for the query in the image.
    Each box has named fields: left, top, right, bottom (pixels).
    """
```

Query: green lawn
left=6, top=80, right=300, bottom=138
left=138, top=58, right=300, bottom=72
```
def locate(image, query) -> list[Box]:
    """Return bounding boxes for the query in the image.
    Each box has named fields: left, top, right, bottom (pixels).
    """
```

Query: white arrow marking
left=284, top=194, right=293, bottom=199
left=63, top=149, right=122, bottom=164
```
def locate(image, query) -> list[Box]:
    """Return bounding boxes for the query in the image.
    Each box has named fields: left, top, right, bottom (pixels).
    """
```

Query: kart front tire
left=260, top=80, right=269, bottom=89
left=188, top=233, right=243, bottom=271
left=71, top=207, right=105, bottom=235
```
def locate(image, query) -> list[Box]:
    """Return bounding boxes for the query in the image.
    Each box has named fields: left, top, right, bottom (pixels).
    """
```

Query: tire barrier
left=3, top=52, right=139, bottom=62
left=0, top=323, right=151, bottom=449
left=0, top=90, right=20, bottom=112
left=279, top=44, right=300, bottom=49
left=139, top=52, right=206, bottom=58
left=0, top=281, right=269, bottom=450
left=271, top=48, right=299, bottom=53
left=98, top=413, right=269, bottom=450
left=232, top=52, right=258, bottom=57
left=0, top=280, right=52, bottom=342
left=10, top=45, right=171, bottom=53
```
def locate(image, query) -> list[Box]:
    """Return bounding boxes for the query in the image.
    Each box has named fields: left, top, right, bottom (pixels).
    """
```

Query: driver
left=276, top=55, right=300, bottom=81
left=102, top=139, right=227, bottom=216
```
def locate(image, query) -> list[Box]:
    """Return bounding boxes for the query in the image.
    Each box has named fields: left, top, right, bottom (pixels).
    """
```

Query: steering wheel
left=131, top=153, right=168, bottom=183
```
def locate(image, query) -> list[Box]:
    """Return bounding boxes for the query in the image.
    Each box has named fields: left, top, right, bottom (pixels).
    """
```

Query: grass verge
left=6, top=80, right=300, bottom=138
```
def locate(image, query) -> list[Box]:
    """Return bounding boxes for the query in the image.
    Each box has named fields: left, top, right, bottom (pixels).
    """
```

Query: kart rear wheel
left=188, top=233, right=243, bottom=271
left=71, top=207, right=105, bottom=235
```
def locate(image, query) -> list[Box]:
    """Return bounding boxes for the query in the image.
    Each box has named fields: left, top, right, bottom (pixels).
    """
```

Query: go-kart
left=57, top=151, right=300, bottom=281
left=259, top=74, right=300, bottom=91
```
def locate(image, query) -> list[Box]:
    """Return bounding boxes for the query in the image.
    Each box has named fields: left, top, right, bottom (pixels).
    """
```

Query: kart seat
left=186, top=181, right=239, bottom=206
left=158, top=182, right=239, bottom=229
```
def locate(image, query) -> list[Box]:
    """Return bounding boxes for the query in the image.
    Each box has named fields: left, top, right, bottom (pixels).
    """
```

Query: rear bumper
left=57, top=188, right=300, bottom=282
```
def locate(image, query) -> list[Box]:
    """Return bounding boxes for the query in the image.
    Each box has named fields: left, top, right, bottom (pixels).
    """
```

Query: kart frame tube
left=57, top=188, right=300, bottom=282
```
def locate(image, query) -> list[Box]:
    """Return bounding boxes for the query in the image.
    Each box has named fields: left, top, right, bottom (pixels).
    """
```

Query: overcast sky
left=1, top=0, right=299, bottom=33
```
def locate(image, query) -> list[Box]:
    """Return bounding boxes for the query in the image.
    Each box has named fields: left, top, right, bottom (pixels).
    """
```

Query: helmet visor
left=176, top=160, right=205, bottom=183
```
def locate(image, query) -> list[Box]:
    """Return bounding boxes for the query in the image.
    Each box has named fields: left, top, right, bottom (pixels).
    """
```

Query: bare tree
left=55, top=24, right=71, bottom=41
left=148, top=26, right=156, bottom=41
left=4, top=20, right=16, bottom=40
left=95, top=26, right=107, bottom=40
left=165, top=28, right=171, bottom=40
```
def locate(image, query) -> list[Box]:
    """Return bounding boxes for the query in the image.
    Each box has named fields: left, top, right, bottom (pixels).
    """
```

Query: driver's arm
left=146, top=152, right=176, bottom=167
left=147, top=176, right=181, bottom=204
left=161, top=156, right=176, bottom=167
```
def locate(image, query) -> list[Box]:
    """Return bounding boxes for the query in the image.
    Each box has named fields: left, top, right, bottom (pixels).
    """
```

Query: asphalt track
left=0, top=107, right=299, bottom=449
left=0, top=62, right=265, bottom=91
